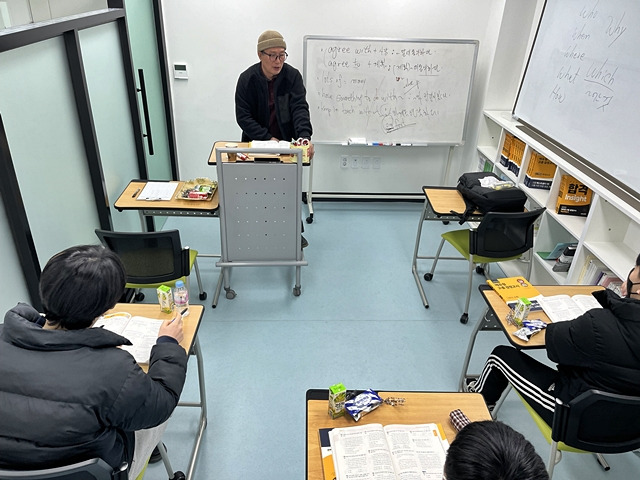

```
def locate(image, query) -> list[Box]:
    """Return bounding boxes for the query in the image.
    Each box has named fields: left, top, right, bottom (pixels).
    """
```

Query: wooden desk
left=458, top=284, right=604, bottom=391
left=209, top=141, right=315, bottom=224
left=115, top=180, right=219, bottom=217
left=106, top=303, right=207, bottom=480
left=412, top=186, right=483, bottom=308
left=306, top=389, right=491, bottom=480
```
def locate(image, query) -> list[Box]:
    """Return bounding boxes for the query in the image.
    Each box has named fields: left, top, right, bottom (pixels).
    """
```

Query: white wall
left=161, top=0, right=543, bottom=192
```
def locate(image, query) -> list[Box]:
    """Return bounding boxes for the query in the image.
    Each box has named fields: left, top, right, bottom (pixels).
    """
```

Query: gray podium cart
left=212, top=147, right=308, bottom=307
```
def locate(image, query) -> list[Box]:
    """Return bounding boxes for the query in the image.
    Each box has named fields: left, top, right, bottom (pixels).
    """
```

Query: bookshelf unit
left=478, top=110, right=640, bottom=287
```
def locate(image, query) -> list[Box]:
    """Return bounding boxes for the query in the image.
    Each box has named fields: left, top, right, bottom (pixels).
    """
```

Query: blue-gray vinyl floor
left=144, top=200, right=639, bottom=479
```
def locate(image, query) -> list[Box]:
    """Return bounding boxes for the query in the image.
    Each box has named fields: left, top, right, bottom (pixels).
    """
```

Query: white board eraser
left=348, top=137, right=367, bottom=145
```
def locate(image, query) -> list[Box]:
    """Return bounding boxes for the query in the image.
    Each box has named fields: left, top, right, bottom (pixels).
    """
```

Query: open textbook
left=93, top=312, right=163, bottom=364
left=329, top=423, right=449, bottom=480
left=537, top=294, right=602, bottom=323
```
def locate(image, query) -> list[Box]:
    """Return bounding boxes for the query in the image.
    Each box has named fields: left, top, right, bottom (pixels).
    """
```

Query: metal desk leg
left=158, top=441, right=174, bottom=477
left=306, top=160, right=314, bottom=224
left=412, top=200, right=430, bottom=308
left=458, top=307, right=490, bottom=391
left=177, top=337, right=208, bottom=480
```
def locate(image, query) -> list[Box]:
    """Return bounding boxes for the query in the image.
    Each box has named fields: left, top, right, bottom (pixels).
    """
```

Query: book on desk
left=327, top=423, right=449, bottom=480
left=93, top=312, right=163, bottom=364
left=486, top=276, right=543, bottom=311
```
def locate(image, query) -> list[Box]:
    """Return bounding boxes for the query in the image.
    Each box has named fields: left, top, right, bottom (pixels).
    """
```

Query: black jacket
left=235, top=62, right=312, bottom=142
left=0, top=303, right=187, bottom=471
left=546, top=289, right=640, bottom=401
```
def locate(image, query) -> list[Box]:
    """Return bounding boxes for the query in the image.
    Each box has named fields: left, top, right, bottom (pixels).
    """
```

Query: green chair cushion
left=441, top=229, right=523, bottom=264
left=516, top=392, right=587, bottom=454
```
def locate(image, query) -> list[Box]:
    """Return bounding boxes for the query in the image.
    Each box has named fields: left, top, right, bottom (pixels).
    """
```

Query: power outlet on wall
left=350, top=155, right=360, bottom=169
left=361, top=156, right=370, bottom=169
left=373, top=157, right=381, bottom=169
left=340, top=155, right=349, bottom=169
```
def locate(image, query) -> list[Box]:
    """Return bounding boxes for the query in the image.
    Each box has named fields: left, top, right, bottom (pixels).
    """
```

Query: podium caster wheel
left=460, top=313, right=469, bottom=324
left=424, top=273, right=433, bottom=281
left=199, top=292, right=207, bottom=300
left=475, top=266, right=485, bottom=275
left=134, top=292, right=145, bottom=302
left=225, top=289, right=236, bottom=300
left=293, top=286, right=301, bottom=296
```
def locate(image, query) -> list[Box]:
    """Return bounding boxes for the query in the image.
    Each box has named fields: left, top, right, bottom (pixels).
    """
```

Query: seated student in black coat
left=467, top=253, right=640, bottom=426
left=444, top=420, right=549, bottom=480
left=0, top=245, right=187, bottom=478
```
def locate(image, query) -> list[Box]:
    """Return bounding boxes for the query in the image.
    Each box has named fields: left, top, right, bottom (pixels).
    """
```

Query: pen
left=131, top=188, right=141, bottom=198
left=169, top=308, right=188, bottom=324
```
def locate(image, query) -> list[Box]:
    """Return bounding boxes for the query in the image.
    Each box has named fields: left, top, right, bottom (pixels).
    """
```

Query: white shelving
left=478, top=110, right=640, bottom=287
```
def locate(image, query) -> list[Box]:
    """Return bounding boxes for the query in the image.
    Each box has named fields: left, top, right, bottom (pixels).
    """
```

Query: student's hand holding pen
left=158, top=308, right=185, bottom=344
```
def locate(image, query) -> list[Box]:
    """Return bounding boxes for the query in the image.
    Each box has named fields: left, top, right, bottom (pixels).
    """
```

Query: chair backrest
left=469, top=208, right=545, bottom=258
left=95, top=229, right=190, bottom=284
left=0, top=458, right=126, bottom=480
left=552, top=389, right=640, bottom=454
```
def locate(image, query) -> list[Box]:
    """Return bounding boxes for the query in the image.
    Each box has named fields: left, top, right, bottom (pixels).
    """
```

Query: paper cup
left=225, top=143, right=238, bottom=162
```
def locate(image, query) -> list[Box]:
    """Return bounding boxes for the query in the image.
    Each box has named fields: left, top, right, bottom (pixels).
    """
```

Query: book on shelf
left=329, top=423, right=449, bottom=480
left=538, top=242, right=577, bottom=261
left=500, top=132, right=513, bottom=166
left=486, top=276, right=542, bottom=310
left=93, top=312, right=163, bottom=364
left=319, top=428, right=336, bottom=480
left=537, top=294, right=602, bottom=323
left=552, top=244, right=577, bottom=272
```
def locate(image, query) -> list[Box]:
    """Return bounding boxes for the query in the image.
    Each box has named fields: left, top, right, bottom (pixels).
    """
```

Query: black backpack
left=455, top=172, right=527, bottom=224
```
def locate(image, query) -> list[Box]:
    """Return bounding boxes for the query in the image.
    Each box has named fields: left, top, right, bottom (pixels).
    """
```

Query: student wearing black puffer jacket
left=467, top=253, right=640, bottom=425
left=0, top=245, right=187, bottom=478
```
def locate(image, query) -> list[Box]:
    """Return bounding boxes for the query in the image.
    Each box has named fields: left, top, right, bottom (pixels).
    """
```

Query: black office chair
left=0, top=458, right=127, bottom=479
left=424, top=208, right=545, bottom=323
left=520, top=389, right=640, bottom=478
left=95, top=229, right=206, bottom=302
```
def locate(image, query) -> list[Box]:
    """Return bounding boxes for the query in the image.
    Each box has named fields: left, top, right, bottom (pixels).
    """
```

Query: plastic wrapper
left=513, top=319, right=547, bottom=342
left=345, top=389, right=383, bottom=421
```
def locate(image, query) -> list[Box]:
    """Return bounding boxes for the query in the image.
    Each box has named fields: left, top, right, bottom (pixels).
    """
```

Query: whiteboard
left=303, top=36, right=478, bottom=145
left=514, top=0, right=640, bottom=197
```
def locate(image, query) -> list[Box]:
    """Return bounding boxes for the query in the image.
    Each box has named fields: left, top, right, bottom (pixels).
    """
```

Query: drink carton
left=328, top=383, right=347, bottom=419
left=157, top=285, right=174, bottom=313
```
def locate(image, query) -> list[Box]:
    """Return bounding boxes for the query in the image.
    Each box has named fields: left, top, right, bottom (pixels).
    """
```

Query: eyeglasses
left=626, top=268, right=640, bottom=299
left=261, top=51, right=288, bottom=62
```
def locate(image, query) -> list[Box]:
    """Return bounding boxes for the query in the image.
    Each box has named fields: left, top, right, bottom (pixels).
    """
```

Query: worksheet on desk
left=138, top=182, right=178, bottom=201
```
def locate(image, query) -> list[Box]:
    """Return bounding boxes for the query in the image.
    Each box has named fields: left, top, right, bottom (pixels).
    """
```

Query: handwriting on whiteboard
left=551, top=0, right=627, bottom=112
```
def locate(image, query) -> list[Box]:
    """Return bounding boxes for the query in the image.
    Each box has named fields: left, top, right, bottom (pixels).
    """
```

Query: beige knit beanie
left=257, top=30, right=287, bottom=53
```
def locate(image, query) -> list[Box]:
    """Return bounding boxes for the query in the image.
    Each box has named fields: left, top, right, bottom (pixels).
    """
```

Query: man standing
left=235, top=30, right=314, bottom=160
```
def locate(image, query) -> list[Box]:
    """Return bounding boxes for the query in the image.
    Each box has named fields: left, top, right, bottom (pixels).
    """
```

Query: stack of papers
left=249, top=140, right=291, bottom=150
left=137, top=182, right=178, bottom=201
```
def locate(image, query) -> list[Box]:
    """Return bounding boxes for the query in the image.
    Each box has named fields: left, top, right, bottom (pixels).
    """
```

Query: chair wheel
left=306, top=216, right=313, bottom=224
left=225, top=289, right=236, bottom=300
left=442, top=220, right=450, bottom=225
left=460, top=313, right=469, bottom=324
left=475, top=266, right=485, bottom=275
left=424, top=273, right=433, bottom=281
left=134, top=292, right=145, bottom=302
left=199, top=292, right=207, bottom=300
left=293, top=286, right=301, bottom=296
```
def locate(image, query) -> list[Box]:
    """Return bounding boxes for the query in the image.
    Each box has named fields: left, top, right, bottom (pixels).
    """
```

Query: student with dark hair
left=444, top=420, right=549, bottom=480
left=0, top=245, right=187, bottom=478
left=467, top=254, right=640, bottom=426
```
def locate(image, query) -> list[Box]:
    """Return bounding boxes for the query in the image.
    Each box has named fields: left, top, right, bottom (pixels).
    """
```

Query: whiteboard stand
left=212, top=148, right=308, bottom=307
